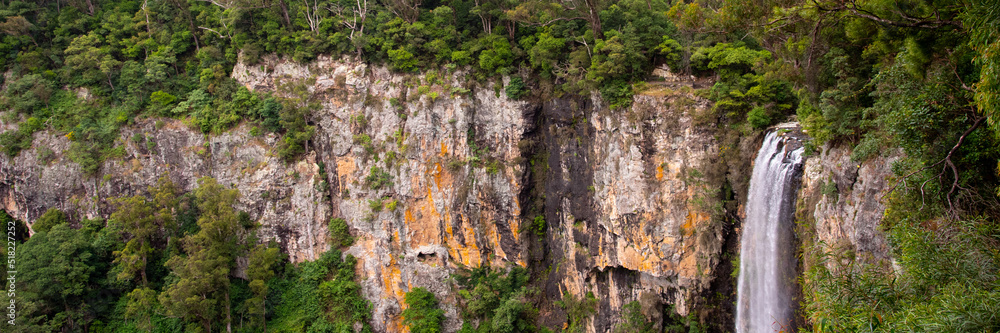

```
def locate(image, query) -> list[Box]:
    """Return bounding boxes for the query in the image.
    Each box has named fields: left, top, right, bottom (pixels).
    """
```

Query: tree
left=402, top=287, right=445, bottom=333
left=614, top=301, right=655, bottom=333
left=508, top=0, right=607, bottom=38
left=967, top=0, right=1000, bottom=136
left=64, top=32, right=121, bottom=90
left=32, top=208, right=67, bottom=234
left=527, top=32, right=565, bottom=76
left=0, top=16, right=37, bottom=46
left=125, top=287, right=159, bottom=332
left=385, top=0, right=422, bottom=23
left=556, top=292, right=598, bottom=333
left=3, top=74, right=54, bottom=114
left=110, top=177, right=178, bottom=286
left=110, top=177, right=178, bottom=331
left=329, top=217, right=353, bottom=248
left=245, top=243, right=280, bottom=332
left=159, top=177, right=242, bottom=333
left=17, top=224, right=99, bottom=331
left=334, top=0, right=370, bottom=55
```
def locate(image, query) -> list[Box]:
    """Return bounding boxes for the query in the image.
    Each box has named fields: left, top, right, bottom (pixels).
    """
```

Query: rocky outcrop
left=797, top=144, right=899, bottom=263
left=0, top=120, right=331, bottom=263
left=0, top=55, right=752, bottom=332
left=530, top=91, right=729, bottom=331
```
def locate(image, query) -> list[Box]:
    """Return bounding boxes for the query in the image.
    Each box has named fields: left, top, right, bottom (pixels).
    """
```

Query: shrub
left=36, top=146, right=55, bottom=165
left=451, top=50, right=472, bottom=65
left=505, top=77, right=527, bottom=100
left=614, top=301, right=655, bottom=333
left=32, top=208, right=68, bottom=233
left=454, top=266, right=536, bottom=332
left=365, top=166, right=392, bottom=190
left=556, top=292, right=598, bottom=333
left=402, top=287, right=444, bottom=333
left=388, top=48, right=417, bottom=72
left=329, top=217, right=353, bottom=248
left=368, top=198, right=383, bottom=212
left=532, top=215, right=546, bottom=237
left=747, top=106, right=772, bottom=129
left=149, top=91, right=177, bottom=114
left=600, top=79, right=635, bottom=110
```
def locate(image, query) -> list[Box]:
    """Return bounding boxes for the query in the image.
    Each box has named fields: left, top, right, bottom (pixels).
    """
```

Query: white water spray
left=736, top=131, right=805, bottom=333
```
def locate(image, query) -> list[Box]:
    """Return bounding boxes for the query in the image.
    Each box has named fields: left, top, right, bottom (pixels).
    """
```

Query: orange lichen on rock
left=432, top=162, right=444, bottom=190
left=444, top=214, right=483, bottom=267
left=620, top=246, right=656, bottom=272
left=406, top=187, right=442, bottom=248
left=677, top=250, right=699, bottom=278
left=681, top=212, right=696, bottom=237
left=382, top=255, right=405, bottom=301
left=336, top=156, right=356, bottom=186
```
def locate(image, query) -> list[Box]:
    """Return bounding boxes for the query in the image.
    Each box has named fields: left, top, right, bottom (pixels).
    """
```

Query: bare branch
left=199, top=26, right=228, bottom=39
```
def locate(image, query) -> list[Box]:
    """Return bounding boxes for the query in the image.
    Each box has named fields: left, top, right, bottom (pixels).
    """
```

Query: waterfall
left=736, top=131, right=805, bottom=333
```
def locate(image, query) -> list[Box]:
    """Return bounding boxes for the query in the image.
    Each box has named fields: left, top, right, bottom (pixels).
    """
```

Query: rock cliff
left=0, top=55, right=900, bottom=332
left=797, top=144, right=899, bottom=264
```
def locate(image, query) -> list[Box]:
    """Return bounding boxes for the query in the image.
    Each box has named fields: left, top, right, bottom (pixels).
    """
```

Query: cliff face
left=0, top=55, right=898, bottom=332
left=797, top=145, right=898, bottom=264
left=230, top=56, right=731, bottom=331
left=0, top=116, right=334, bottom=263
left=531, top=92, right=729, bottom=331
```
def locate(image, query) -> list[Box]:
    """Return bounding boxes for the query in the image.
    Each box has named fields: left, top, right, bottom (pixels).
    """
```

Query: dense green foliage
left=328, top=217, right=354, bottom=248
left=716, top=0, right=1000, bottom=331
left=402, top=288, right=445, bottom=333
left=555, top=292, right=597, bottom=333
left=613, top=301, right=655, bottom=333
left=0, top=0, right=690, bottom=172
left=30, top=207, right=67, bottom=233
left=454, top=266, right=538, bottom=333
left=3, top=178, right=370, bottom=333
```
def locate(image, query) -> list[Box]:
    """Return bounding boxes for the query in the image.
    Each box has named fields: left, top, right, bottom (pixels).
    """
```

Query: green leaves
left=268, top=250, right=372, bottom=333
left=32, top=208, right=67, bottom=233
left=453, top=265, right=537, bottom=332
left=329, top=217, right=354, bottom=248
left=613, top=301, right=655, bottom=333
left=505, top=77, right=527, bottom=100
left=17, top=223, right=101, bottom=331
left=64, top=32, right=120, bottom=90
left=527, top=32, right=566, bottom=76
left=159, top=177, right=242, bottom=330
left=556, top=291, right=598, bottom=333
left=967, top=0, right=1000, bottom=138
left=402, top=287, right=445, bottom=333
left=478, top=35, right=514, bottom=75
left=690, top=42, right=795, bottom=127
left=277, top=102, right=316, bottom=162
left=388, top=48, right=418, bottom=72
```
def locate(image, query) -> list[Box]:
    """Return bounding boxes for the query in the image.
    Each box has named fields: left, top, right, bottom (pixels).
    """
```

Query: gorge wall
left=0, top=55, right=899, bottom=332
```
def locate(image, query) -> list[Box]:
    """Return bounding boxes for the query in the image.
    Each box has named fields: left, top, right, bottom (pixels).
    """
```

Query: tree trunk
left=226, top=291, right=232, bottom=333
left=585, top=0, right=602, bottom=39
left=261, top=294, right=268, bottom=333
left=278, top=0, right=292, bottom=27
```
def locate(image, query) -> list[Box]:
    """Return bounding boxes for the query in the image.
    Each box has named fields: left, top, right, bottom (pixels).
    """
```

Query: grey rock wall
left=0, top=54, right=898, bottom=332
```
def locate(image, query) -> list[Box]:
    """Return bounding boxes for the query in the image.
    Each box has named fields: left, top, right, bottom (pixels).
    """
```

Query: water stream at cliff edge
left=736, top=131, right=805, bottom=333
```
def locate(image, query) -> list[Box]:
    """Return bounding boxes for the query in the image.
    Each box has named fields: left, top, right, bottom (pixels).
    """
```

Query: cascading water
left=736, top=131, right=805, bottom=333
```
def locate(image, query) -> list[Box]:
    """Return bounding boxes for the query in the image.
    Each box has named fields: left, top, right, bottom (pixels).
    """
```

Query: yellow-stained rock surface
left=1, top=56, right=743, bottom=333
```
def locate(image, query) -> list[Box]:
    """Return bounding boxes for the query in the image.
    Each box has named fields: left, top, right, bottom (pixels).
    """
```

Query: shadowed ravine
left=736, top=132, right=805, bottom=333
